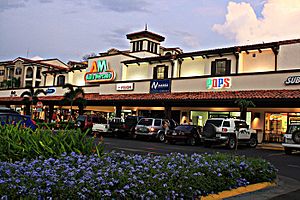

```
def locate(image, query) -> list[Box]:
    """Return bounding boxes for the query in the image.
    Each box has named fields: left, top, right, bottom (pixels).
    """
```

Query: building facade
left=1, top=29, right=300, bottom=143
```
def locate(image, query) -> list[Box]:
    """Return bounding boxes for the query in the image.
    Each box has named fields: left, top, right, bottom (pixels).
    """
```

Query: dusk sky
left=0, top=0, right=299, bottom=62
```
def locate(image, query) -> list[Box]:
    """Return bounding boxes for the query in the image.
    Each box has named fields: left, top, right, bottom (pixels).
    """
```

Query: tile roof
left=0, top=90, right=298, bottom=103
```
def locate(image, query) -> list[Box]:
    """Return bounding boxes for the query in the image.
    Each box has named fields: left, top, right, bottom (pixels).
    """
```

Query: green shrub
left=0, top=125, right=103, bottom=162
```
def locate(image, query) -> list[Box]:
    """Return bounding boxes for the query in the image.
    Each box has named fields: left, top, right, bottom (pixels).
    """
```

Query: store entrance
left=264, top=113, right=300, bottom=143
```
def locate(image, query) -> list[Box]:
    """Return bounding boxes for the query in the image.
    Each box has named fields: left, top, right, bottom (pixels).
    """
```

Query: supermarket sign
left=85, top=60, right=115, bottom=83
left=206, top=77, right=231, bottom=89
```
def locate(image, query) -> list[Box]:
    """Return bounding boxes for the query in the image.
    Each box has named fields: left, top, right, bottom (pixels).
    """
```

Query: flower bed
left=0, top=152, right=277, bottom=199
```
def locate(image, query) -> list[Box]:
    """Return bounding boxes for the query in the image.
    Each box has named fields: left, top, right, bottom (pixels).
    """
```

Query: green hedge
left=37, top=122, right=75, bottom=130
left=0, top=125, right=103, bottom=162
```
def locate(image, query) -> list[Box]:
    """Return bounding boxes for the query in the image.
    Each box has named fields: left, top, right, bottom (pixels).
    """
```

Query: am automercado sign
left=84, top=60, right=115, bottom=83
left=206, top=77, right=231, bottom=89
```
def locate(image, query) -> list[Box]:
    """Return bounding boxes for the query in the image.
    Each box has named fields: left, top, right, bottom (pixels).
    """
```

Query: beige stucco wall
left=172, top=71, right=300, bottom=93
left=180, top=57, right=206, bottom=77
left=100, top=81, right=149, bottom=95
left=278, top=43, right=300, bottom=70
left=240, top=49, right=275, bottom=73
left=88, top=55, right=132, bottom=82
left=68, top=69, right=87, bottom=86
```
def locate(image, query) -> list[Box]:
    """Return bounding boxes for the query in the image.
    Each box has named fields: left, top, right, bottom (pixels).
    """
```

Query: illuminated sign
left=285, top=76, right=300, bottom=85
left=46, top=87, right=56, bottom=95
left=85, top=60, right=115, bottom=83
left=150, top=79, right=171, bottom=93
left=116, top=83, right=134, bottom=91
left=206, top=77, right=231, bottom=89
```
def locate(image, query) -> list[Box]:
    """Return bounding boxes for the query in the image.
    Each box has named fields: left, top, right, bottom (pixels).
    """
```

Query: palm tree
left=234, top=99, right=256, bottom=121
left=20, top=86, right=47, bottom=116
left=62, top=83, right=85, bottom=117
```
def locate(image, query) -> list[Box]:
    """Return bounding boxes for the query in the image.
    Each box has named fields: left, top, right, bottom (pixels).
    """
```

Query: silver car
left=134, top=118, right=165, bottom=139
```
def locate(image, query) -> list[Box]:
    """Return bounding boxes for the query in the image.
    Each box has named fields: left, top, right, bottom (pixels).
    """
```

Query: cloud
left=39, top=0, right=53, bottom=3
left=169, top=30, right=201, bottom=49
left=212, top=0, right=300, bottom=44
left=0, top=0, right=28, bottom=12
left=97, top=0, right=151, bottom=13
left=101, top=27, right=130, bottom=49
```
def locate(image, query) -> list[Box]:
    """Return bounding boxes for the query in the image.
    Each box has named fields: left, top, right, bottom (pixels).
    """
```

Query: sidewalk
left=256, top=143, right=284, bottom=151
left=225, top=175, right=300, bottom=200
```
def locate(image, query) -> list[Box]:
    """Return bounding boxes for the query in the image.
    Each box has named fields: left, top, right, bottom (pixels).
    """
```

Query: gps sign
left=206, top=77, right=231, bottom=89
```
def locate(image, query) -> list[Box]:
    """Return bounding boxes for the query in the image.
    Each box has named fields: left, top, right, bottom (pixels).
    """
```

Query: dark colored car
left=75, top=115, right=93, bottom=133
left=115, top=116, right=144, bottom=137
left=165, top=125, right=202, bottom=145
left=0, top=113, right=37, bottom=130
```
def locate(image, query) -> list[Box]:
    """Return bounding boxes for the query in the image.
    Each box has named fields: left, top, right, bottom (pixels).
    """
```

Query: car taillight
left=222, top=128, right=227, bottom=133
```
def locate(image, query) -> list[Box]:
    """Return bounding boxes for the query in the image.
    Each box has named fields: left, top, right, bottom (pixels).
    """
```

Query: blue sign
left=46, top=87, right=56, bottom=95
left=150, top=79, right=171, bottom=94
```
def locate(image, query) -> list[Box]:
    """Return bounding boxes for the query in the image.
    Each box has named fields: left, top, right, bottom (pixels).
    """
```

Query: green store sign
left=84, top=60, right=115, bottom=83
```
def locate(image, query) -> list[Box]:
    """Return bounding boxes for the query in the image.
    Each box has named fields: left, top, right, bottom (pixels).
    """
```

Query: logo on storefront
left=46, top=87, right=56, bottom=95
left=285, top=76, right=300, bottom=85
left=206, top=77, right=231, bottom=89
left=85, top=60, right=115, bottom=83
left=150, top=79, right=171, bottom=93
left=116, top=83, right=134, bottom=91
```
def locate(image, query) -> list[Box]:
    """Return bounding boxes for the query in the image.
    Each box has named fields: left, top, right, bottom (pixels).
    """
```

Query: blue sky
left=0, top=0, right=299, bottom=62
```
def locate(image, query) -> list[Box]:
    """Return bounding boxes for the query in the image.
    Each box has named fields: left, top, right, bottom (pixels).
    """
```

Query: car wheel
left=228, top=137, right=236, bottom=149
left=188, top=137, right=196, bottom=146
left=158, top=132, right=165, bottom=142
left=284, top=147, right=292, bottom=155
left=248, top=137, right=258, bottom=148
left=292, top=130, right=300, bottom=144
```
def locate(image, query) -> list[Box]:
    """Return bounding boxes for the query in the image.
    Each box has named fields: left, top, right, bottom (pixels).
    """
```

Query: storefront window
left=264, top=113, right=287, bottom=143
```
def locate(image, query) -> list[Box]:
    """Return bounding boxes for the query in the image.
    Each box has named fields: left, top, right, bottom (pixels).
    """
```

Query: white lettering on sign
left=116, top=83, right=134, bottom=91
left=285, top=76, right=300, bottom=85
left=151, top=82, right=169, bottom=89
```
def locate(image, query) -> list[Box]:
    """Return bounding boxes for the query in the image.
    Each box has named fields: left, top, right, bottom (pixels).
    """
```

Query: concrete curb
left=201, top=182, right=276, bottom=200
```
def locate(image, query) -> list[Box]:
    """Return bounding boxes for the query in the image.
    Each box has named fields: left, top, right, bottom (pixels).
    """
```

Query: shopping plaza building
left=1, top=28, right=300, bottom=143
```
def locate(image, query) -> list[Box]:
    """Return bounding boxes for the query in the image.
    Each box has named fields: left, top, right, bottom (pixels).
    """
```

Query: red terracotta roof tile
left=0, top=90, right=299, bottom=102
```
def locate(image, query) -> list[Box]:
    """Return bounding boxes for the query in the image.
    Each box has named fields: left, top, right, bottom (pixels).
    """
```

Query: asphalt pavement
left=102, top=136, right=300, bottom=199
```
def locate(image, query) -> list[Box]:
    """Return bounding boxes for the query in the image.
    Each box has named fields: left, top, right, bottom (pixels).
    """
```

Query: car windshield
left=76, top=115, right=86, bottom=122
left=175, top=125, right=194, bottom=132
left=206, top=119, right=223, bottom=127
left=138, top=118, right=153, bottom=126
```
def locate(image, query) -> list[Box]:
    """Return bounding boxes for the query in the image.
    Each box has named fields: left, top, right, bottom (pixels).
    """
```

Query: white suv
left=282, top=123, right=300, bottom=154
left=202, top=118, right=257, bottom=149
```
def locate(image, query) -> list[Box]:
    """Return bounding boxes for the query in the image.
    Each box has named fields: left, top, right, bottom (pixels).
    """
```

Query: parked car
left=282, top=123, right=300, bottom=154
left=92, top=116, right=110, bottom=135
left=0, top=113, right=37, bottom=130
left=165, top=125, right=202, bottom=145
left=134, top=118, right=177, bottom=140
left=75, top=115, right=93, bottom=133
left=202, top=118, right=257, bottom=149
left=109, top=117, right=125, bottom=136
left=115, top=116, right=144, bottom=137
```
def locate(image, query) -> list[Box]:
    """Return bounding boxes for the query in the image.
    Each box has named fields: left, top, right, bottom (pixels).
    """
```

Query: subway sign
left=285, top=76, right=300, bottom=85
left=206, top=77, right=231, bottom=89
left=85, top=60, right=115, bottom=83
left=150, top=79, right=171, bottom=93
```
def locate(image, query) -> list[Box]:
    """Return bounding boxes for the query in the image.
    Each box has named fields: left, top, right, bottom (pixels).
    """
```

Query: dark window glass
left=35, top=81, right=40, bottom=87
left=15, top=68, right=22, bottom=75
left=211, top=59, right=231, bottom=76
left=36, top=68, right=41, bottom=79
left=57, top=75, right=65, bottom=86
left=223, top=121, right=230, bottom=127
left=0, top=70, right=4, bottom=76
left=26, top=67, right=33, bottom=78
left=138, top=118, right=153, bottom=126
left=206, top=119, right=223, bottom=127
left=153, top=65, right=168, bottom=79
left=25, top=80, right=32, bottom=87
left=154, top=119, right=161, bottom=126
